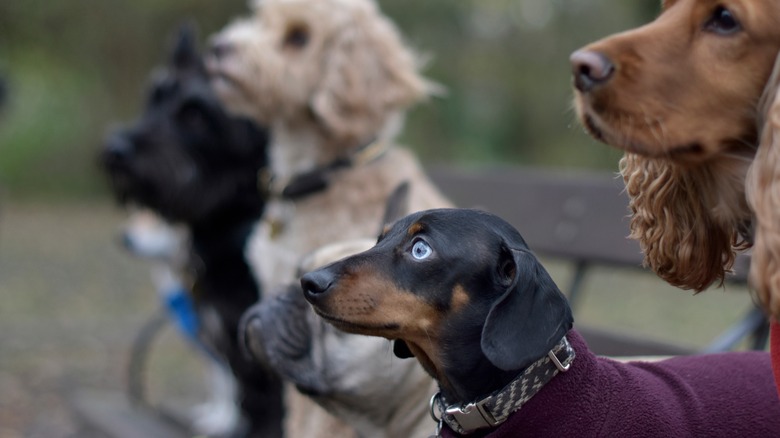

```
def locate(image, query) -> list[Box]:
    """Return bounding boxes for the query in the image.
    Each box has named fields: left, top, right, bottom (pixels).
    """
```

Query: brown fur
left=450, top=285, right=470, bottom=314
left=572, top=0, right=780, bottom=293
left=619, top=154, right=751, bottom=290
left=207, top=0, right=451, bottom=435
left=314, top=265, right=444, bottom=354
left=307, top=252, right=456, bottom=396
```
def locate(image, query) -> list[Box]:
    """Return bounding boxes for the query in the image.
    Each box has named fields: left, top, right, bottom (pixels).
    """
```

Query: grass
left=543, top=261, right=756, bottom=350
left=0, top=200, right=208, bottom=437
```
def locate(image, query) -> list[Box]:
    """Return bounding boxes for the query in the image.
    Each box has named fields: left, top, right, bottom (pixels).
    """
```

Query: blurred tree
left=638, top=0, right=662, bottom=20
left=0, top=0, right=247, bottom=198
left=382, top=0, right=649, bottom=170
left=0, top=0, right=655, bottom=199
left=0, top=72, right=6, bottom=110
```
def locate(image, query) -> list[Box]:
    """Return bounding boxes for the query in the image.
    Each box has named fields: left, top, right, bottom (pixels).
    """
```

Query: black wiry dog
left=100, top=24, right=283, bottom=437
left=302, top=209, right=780, bottom=437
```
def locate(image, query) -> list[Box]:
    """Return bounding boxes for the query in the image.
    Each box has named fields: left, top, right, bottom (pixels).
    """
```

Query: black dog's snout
left=300, top=269, right=334, bottom=298
left=570, top=50, right=615, bottom=92
left=103, top=133, right=134, bottom=166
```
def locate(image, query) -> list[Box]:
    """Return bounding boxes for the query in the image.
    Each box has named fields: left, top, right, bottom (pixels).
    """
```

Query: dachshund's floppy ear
left=481, top=248, right=573, bottom=371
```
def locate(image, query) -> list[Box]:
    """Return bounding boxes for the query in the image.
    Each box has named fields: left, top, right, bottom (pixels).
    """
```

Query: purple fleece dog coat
left=442, top=330, right=780, bottom=437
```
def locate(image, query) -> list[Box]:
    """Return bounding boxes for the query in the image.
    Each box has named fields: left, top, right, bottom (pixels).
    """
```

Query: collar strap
left=259, top=138, right=387, bottom=201
left=434, top=335, right=575, bottom=435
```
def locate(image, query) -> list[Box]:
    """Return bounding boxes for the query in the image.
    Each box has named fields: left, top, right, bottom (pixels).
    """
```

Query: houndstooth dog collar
left=430, top=336, right=575, bottom=436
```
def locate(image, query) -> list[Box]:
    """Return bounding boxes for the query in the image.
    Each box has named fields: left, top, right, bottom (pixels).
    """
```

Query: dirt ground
left=0, top=199, right=759, bottom=437
left=0, top=201, right=210, bottom=438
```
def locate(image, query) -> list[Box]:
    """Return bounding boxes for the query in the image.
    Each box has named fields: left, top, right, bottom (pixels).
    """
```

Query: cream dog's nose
left=209, top=36, right=235, bottom=60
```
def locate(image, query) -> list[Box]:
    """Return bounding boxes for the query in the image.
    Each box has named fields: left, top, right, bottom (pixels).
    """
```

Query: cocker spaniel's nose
left=301, top=270, right=334, bottom=298
left=570, top=50, right=615, bottom=92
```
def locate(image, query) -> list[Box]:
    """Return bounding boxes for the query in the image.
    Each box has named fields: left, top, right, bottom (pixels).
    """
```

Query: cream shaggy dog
left=207, top=0, right=450, bottom=436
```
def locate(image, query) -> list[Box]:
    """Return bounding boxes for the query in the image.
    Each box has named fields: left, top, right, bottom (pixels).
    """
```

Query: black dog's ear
left=393, top=339, right=414, bottom=359
left=378, top=181, right=410, bottom=236
left=171, top=21, right=201, bottom=70
left=481, top=248, right=573, bottom=371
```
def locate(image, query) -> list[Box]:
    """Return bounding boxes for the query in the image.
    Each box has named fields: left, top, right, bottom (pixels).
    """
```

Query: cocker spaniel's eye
left=283, top=23, right=310, bottom=49
left=704, top=6, right=741, bottom=35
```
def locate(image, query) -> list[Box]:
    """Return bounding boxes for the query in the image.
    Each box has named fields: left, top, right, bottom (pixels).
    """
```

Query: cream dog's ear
left=308, top=6, right=429, bottom=144
left=747, top=52, right=780, bottom=318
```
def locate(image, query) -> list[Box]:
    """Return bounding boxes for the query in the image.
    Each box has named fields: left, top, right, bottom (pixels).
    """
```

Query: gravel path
left=0, top=201, right=205, bottom=438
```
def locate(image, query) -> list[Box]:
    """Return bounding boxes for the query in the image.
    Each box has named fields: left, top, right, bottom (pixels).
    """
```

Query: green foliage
left=382, top=0, right=651, bottom=170
left=0, top=0, right=659, bottom=199
left=0, top=0, right=247, bottom=199
left=0, top=48, right=97, bottom=197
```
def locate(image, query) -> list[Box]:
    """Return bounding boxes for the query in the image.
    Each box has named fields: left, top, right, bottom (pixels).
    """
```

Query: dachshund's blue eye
left=705, top=6, right=741, bottom=35
left=411, top=240, right=432, bottom=260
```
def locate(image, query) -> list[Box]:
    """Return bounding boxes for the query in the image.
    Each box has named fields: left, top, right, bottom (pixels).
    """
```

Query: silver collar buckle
left=445, top=399, right=498, bottom=431
left=548, top=349, right=572, bottom=372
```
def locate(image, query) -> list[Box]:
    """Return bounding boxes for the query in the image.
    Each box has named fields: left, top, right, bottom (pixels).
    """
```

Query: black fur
left=99, top=23, right=282, bottom=437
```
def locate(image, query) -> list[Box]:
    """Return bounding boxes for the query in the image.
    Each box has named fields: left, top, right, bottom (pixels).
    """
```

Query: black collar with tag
left=259, top=139, right=387, bottom=201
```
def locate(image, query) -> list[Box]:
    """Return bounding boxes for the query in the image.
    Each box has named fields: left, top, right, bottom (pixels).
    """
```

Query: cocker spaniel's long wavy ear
left=620, top=154, right=747, bottom=292
left=747, top=51, right=780, bottom=319
left=309, top=1, right=435, bottom=145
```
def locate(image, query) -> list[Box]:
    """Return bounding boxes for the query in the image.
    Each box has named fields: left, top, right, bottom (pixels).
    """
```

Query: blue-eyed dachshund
left=302, top=208, right=780, bottom=437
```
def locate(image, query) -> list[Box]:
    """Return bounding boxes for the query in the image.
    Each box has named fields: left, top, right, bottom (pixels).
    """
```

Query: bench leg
left=566, top=261, right=588, bottom=310
left=701, top=306, right=769, bottom=353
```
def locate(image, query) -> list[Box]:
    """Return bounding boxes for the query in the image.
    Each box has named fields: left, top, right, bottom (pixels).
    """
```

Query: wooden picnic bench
left=429, top=164, right=768, bottom=356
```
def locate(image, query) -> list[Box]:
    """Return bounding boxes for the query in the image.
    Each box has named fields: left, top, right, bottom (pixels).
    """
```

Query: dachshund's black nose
left=570, top=50, right=614, bottom=92
left=301, top=269, right=334, bottom=298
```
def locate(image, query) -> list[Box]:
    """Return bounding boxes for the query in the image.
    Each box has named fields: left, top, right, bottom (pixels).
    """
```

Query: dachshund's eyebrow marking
left=407, top=222, right=425, bottom=236
left=450, top=284, right=470, bottom=313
